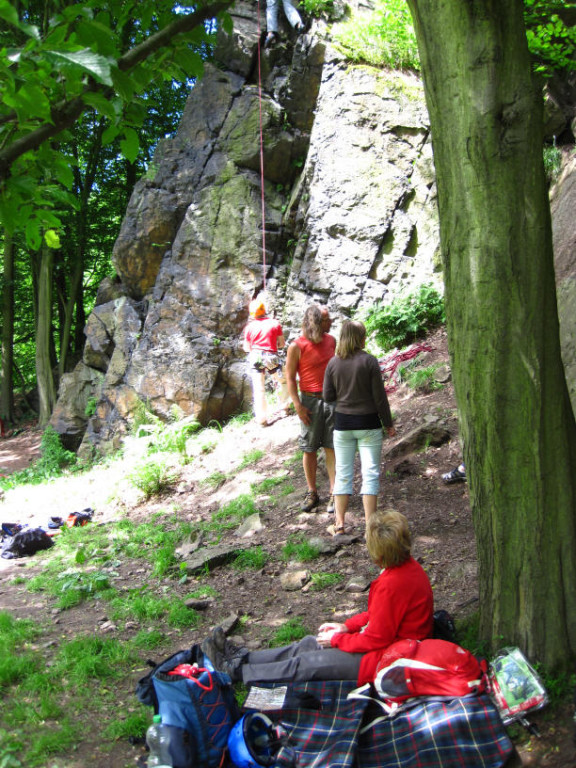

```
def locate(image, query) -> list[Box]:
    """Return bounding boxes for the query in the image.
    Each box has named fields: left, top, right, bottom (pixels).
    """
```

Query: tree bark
left=1, top=231, right=15, bottom=424
left=406, top=0, right=576, bottom=670
left=36, top=245, right=56, bottom=426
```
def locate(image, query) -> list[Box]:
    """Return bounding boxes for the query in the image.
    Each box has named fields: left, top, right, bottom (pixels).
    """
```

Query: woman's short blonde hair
left=366, top=509, right=412, bottom=568
left=336, top=320, right=366, bottom=359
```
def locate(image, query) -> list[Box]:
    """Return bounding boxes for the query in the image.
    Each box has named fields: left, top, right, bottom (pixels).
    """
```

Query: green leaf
left=45, top=49, right=113, bottom=86
left=44, top=229, right=61, bottom=249
left=175, top=48, right=204, bottom=78
left=74, top=549, right=87, bottom=564
left=222, top=12, right=234, bottom=35
left=120, top=127, right=140, bottom=163
left=102, top=124, right=120, bottom=145
left=0, top=0, right=40, bottom=38
left=82, top=92, right=118, bottom=120
left=111, top=67, right=135, bottom=100
left=25, top=218, right=42, bottom=250
left=3, top=84, right=52, bottom=123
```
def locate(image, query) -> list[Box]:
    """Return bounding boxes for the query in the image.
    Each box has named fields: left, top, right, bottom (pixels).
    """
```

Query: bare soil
left=0, top=328, right=573, bottom=767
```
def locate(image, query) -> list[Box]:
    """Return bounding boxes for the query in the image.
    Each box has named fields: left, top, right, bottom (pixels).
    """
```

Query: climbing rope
left=256, top=0, right=267, bottom=291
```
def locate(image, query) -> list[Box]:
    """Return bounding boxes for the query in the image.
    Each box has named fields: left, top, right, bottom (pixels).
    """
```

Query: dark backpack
left=1, top=527, right=54, bottom=559
left=136, top=644, right=240, bottom=768
left=432, top=609, right=457, bottom=643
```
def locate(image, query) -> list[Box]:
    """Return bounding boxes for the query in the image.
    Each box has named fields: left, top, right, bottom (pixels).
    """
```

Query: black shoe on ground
left=442, top=464, right=466, bottom=484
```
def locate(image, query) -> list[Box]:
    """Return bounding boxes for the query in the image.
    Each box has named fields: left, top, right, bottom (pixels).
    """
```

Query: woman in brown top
left=323, top=320, right=396, bottom=534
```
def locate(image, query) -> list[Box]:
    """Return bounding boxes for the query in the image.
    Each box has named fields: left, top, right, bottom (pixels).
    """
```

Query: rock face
left=551, top=153, right=576, bottom=416
left=51, top=1, right=442, bottom=454
left=50, top=2, right=576, bottom=455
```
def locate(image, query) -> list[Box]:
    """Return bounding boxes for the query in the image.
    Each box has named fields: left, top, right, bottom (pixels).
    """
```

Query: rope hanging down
left=256, top=0, right=267, bottom=291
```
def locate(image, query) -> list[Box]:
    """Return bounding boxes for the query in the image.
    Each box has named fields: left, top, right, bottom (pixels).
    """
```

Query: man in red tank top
left=286, top=305, right=336, bottom=512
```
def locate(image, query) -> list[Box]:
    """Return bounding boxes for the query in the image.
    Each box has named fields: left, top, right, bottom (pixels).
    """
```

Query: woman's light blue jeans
left=333, top=428, right=383, bottom=496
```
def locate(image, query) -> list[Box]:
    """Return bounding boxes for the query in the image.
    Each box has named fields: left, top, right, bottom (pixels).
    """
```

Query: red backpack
left=374, top=638, right=487, bottom=707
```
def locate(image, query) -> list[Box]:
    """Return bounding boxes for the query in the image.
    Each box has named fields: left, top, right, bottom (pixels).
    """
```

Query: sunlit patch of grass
left=203, top=494, right=259, bottom=532
left=309, top=572, right=344, bottom=591
left=282, top=533, right=321, bottom=562
left=269, top=617, right=311, bottom=646
left=251, top=475, right=287, bottom=494
left=188, top=585, right=219, bottom=599
left=202, top=470, right=228, bottom=488
left=238, top=449, right=265, bottom=469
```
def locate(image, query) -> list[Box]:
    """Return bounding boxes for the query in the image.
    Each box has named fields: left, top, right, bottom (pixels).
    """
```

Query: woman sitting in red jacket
left=202, top=510, right=434, bottom=687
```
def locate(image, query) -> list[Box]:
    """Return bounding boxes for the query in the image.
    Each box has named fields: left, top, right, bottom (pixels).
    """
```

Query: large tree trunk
left=36, top=245, right=56, bottom=426
left=1, top=231, right=15, bottom=424
left=406, top=0, right=576, bottom=670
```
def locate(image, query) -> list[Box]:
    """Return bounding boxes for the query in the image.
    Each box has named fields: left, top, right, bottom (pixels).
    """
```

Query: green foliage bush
left=302, top=0, right=334, bottom=16
left=363, top=283, right=445, bottom=352
left=128, top=458, right=179, bottom=499
left=524, top=0, right=576, bottom=75
left=400, top=364, right=443, bottom=393
left=543, top=142, right=562, bottom=184
left=1, top=426, right=77, bottom=489
left=333, top=0, right=419, bottom=70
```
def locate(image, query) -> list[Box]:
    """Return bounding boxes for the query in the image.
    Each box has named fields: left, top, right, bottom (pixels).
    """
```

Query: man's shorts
left=298, top=393, right=335, bottom=452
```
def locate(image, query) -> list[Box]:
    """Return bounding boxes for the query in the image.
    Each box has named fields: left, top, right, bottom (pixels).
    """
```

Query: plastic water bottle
left=146, top=714, right=173, bottom=767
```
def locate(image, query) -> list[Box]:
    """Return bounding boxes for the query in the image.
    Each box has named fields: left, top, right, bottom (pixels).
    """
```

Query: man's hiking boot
left=301, top=490, right=319, bottom=512
left=202, top=626, right=248, bottom=683
left=326, top=495, right=335, bottom=515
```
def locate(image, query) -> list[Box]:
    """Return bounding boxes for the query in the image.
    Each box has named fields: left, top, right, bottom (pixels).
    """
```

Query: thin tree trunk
left=1, top=230, right=15, bottom=424
left=36, top=245, right=56, bottom=426
left=406, top=0, right=576, bottom=670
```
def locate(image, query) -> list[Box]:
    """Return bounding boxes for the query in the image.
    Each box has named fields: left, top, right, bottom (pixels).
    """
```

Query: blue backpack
left=136, top=644, right=240, bottom=768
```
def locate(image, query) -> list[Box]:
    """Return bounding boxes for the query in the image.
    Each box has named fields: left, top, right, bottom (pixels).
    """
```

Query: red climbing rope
left=256, top=0, right=267, bottom=291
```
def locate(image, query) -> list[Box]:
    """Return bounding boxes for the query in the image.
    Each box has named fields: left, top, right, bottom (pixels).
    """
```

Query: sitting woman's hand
left=318, top=622, right=348, bottom=634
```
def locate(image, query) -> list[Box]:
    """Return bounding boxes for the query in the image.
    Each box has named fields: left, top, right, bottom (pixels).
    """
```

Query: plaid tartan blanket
left=258, top=681, right=514, bottom=768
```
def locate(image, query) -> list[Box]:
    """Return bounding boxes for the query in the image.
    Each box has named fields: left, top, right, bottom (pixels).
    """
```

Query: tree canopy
left=0, top=0, right=233, bottom=248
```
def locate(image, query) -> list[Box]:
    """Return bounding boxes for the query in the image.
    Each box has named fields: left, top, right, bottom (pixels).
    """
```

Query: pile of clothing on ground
left=1, top=508, right=93, bottom=559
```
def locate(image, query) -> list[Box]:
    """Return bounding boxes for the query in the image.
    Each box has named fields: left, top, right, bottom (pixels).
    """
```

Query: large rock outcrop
left=51, top=2, right=442, bottom=455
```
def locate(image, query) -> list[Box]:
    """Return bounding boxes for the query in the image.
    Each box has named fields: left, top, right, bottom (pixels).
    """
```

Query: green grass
left=310, top=572, right=344, bottom=590
left=333, top=0, right=419, bottom=70
left=269, top=617, right=311, bottom=646
left=202, top=470, right=228, bottom=488
left=400, top=364, right=443, bottom=393
left=0, top=425, right=77, bottom=490
left=238, top=449, right=265, bottom=469
left=207, top=494, right=259, bottom=531
left=251, top=475, right=288, bottom=494
left=282, top=533, right=322, bottom=562
left=128, top=457, right=180, bottom=499
left=232, top=546, right=269, bottom=570
left=0, top=614, right=164, bottom=767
